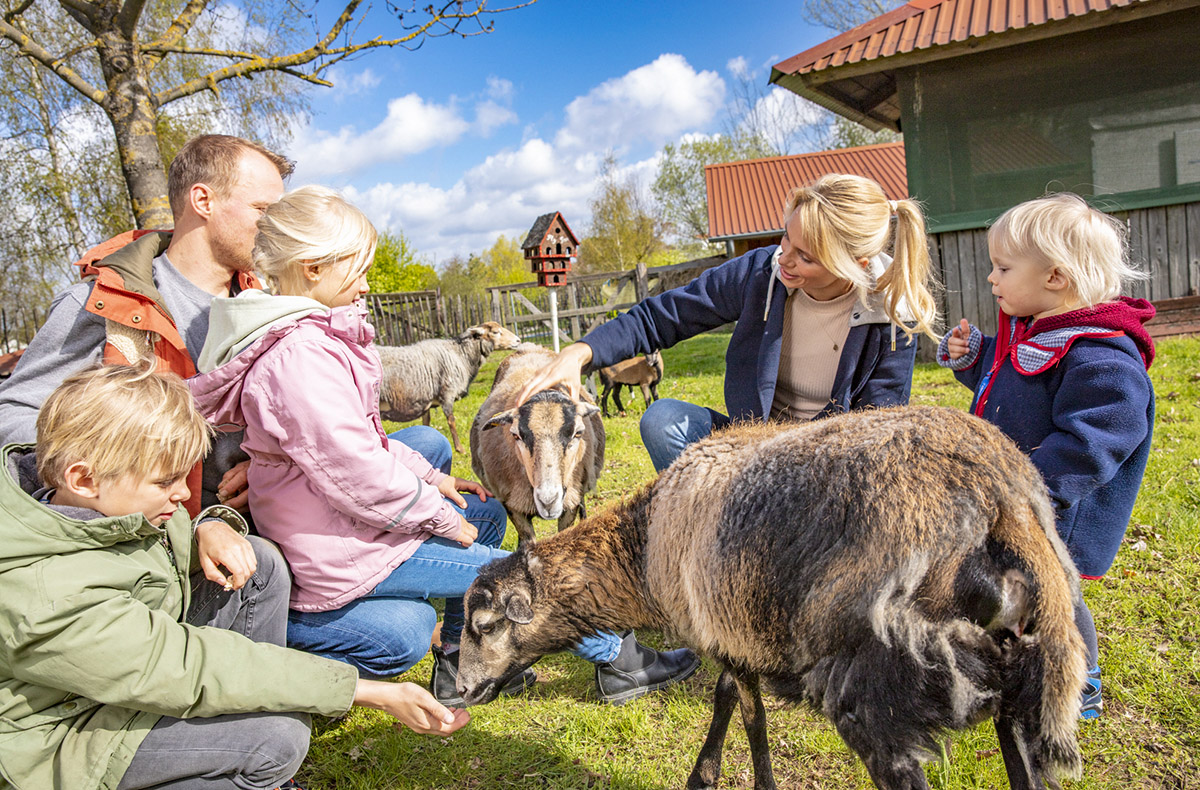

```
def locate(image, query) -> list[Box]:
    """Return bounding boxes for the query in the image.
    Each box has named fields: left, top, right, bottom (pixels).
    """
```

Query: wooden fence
left=364, top=256, right=724, bottom=347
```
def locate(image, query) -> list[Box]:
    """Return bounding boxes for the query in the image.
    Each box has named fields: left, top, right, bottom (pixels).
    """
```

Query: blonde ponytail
left=876, top=198, right=940, bottom=340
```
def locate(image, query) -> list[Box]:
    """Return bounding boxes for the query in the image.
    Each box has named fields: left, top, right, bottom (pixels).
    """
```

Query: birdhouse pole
left=520, top=212, right=580, bottom=353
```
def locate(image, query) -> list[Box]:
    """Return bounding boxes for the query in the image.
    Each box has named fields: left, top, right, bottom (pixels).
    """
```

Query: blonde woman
left=519, top=173, right=942, bottom=470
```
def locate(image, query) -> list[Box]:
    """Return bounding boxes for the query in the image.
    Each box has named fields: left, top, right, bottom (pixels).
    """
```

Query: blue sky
left=286, top=1, right=836, bottom=266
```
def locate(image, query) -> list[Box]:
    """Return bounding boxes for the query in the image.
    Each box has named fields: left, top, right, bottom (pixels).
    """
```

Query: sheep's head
left=467, top=322, right=521, bottom=353
left=482, top=390, right=600, bottom=519
left=457, top=549, right=572, bottom=706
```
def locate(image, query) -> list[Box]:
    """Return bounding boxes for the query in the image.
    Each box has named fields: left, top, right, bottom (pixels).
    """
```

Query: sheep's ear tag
left=505, top=591, right=534, bottom=624
left=483, top=410, right=516, bottom=431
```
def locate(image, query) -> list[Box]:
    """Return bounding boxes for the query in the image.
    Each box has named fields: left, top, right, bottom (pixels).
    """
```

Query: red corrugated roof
left=774, top=0, right=1146, bottom=77
left=704, top=143, right=907, bottom=241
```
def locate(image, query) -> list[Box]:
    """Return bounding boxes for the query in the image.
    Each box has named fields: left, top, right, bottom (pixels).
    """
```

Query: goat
left=470, top=348, right=605, bottom=546
left=456, top=406, right=1086, bottom=790
left=597, top=351, right=662, bottom=417
left=377, top=321, right=520, bottom=453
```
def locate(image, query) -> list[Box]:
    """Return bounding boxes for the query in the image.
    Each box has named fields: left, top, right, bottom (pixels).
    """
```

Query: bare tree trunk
left=99, top=33, right=171, bottom=229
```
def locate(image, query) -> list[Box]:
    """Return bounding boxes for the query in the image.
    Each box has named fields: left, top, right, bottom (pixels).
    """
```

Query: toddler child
left=0, top=364, right=466, bottom=790
left=938, top=193, right=1156, bottom=719
left=188, top=185, right=698, bottom=705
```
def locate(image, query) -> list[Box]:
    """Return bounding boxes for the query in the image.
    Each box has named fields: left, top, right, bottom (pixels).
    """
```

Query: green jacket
left=0, top=445, right=359, bottom=790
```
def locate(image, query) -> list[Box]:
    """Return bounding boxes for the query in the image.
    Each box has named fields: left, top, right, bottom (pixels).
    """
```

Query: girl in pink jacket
left=189, top=187, right=698, bottom=706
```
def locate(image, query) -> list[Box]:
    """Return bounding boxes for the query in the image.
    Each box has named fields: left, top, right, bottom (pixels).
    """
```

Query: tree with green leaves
left=437, top=235, right=530, bottom=297
left=369, top=230, right=438, bottom=294
left=652, top=133, right=774, bottom=244
left=0, top=0, right=531, bottom=230
left=579, top=154, right=666, bottom=274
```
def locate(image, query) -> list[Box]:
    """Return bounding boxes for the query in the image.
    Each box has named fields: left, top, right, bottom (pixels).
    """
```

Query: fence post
left=634, top=262, right=649, bottom=303
left=567, top=282, right=581, bottom=343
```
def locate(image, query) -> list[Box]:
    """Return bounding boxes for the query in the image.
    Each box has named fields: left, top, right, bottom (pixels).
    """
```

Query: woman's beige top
left=770, top=286, right=857, bottom=421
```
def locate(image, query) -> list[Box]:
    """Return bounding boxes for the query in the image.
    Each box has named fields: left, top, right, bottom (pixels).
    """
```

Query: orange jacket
left=74, top=230, right=261, bottom=516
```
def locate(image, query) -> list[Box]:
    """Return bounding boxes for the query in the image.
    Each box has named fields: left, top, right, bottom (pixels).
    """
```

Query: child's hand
left=216, top=460, right=251, bottom=511
left=353, top=680, right=471, bottom=736
left=194, top=519, right=257, bottom=590
left=946, top=319, right=972, bottom=360
left=453, top=515, right=478, bottom=548
left=437, top=475, right=494, bottom=507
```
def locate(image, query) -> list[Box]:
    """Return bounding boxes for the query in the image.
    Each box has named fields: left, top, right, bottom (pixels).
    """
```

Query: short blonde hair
left=36, top=365, right=212, bottom=489
left=253, top=185, right=378, bottom=296
left=988, top=193, right=1147, bottom=308
left=785, top=174, right=940, bottom=339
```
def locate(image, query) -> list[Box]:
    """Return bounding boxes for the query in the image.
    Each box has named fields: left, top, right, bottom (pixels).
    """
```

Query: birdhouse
left=520, top=211, right=579, bottom=287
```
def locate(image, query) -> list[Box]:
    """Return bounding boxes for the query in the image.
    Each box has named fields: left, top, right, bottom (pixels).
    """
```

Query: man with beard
left=0, top=135, right=288, bottom=516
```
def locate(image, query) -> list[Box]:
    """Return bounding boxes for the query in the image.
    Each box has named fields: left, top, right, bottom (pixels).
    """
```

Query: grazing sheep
left=377, top=321, right=520, bottom=453
left=456, top=406, right=1086, bottom=790
left=470, top=348, right=605, bottom=546
left=597, top=351, right=663, bottom=417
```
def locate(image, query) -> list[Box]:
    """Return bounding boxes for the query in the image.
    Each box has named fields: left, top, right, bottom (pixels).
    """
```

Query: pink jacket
left=188, top=301, right=461, bottom=611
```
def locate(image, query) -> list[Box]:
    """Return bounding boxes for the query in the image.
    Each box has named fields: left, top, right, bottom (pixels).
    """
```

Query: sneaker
left=1081, top=665, right=1103, bottom=720
left=429, top=645, right=537, bottom=706
left=274, top=780, right=305, bottom=790
left=594, top=631, right=701, bottom=705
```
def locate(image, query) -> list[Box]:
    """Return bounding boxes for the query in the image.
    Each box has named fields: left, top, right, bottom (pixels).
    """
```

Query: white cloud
left=727, top=56, right=751, bottom=80
left=554, top=54, right=724, bottom=152
left=290, top=94, right=470, bottom=180
left=297, top=54, right=726, bottom=263
left=328, top=67, right=382, bottom=98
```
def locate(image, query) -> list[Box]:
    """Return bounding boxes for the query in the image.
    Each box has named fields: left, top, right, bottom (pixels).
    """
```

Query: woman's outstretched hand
left=515, top=342, right=595, bottom=406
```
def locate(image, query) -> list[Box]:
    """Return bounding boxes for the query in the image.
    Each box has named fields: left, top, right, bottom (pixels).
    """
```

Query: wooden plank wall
left=927, top=200, right=1200, bottom=358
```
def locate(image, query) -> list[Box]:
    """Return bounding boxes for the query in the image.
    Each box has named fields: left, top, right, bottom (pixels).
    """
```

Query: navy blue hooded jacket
left=938, top=298, right=1156, bottom=578
left=581, top=246, right=919, bottom=421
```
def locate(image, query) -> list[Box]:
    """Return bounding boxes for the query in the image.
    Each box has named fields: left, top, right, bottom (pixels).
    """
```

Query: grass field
left=299, top=332, right=1199, bottom=789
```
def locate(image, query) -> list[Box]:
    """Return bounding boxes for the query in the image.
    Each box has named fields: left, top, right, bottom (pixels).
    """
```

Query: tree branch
left=55, top=0, right=103, bottom=35
left=0, top=16, right=104, bottom=103
left=3, top=0, right=35, bottom=25
left=114, top=0, right=148, bottom=38
left=141, top=43, right=259, bottom=59
left=156, top=0, right=531, bottom=106
left=142, top=0, right=210, bottom=69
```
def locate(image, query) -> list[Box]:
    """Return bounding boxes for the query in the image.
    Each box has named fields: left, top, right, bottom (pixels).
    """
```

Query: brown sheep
left=597, top=351, right=662, bottom=417
left=456, top=406, right=1086, bottom=790
left=470, top=348, right=605, bottom=546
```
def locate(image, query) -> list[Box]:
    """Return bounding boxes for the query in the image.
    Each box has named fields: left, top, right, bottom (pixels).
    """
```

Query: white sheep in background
left=456, top=406, right=1086, bottom=790
left=470, top=348, right=604, bottom=546
left=377, top=321, right=520, bottom=453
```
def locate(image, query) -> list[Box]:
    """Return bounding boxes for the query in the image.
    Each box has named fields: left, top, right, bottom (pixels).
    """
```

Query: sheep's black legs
left=995, top=714, right=1039, bottom=790
left=733, top=670, right=776, bottom=790
left=510, top=511, right=537, bottom=547
left=687, top=669, right=739, bottom=790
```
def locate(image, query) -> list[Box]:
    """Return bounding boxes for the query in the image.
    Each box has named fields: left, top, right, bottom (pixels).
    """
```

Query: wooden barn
left=771, top=0, right=1200, bottom=337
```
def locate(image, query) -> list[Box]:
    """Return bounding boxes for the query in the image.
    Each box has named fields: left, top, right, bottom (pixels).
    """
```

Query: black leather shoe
left=430, top=645, right=537, bottom=706
left=594, top=632, right=700, bottom=705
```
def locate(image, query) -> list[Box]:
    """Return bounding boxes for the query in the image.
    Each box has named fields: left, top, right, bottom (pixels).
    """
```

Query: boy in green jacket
left=0, top=365, right=468, bottom=790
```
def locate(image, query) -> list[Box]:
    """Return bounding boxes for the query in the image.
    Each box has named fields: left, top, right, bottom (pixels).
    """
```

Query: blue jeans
left=389, top=425, right=453, bottom=475
left=287, top=428, right=620, bottom=677
left=639, top=398, right=731, bottom=472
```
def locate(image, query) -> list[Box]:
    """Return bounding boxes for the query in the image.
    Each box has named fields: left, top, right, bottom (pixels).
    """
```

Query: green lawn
left=299, top=332, right=1199, bottom=789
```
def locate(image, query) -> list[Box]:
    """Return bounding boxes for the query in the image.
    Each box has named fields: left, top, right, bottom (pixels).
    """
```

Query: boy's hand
left=353, top=680, right=471, bottom=736
left=453, top=515, right=478, bottom=548
left=216, top=460, right=251, bottom=511
left=195, top=520, right=257, bottom=590
left=946, top=319, right=971, bottom=360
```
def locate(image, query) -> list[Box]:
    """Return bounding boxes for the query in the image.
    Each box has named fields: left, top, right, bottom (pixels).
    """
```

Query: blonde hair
left=253, top=185, right=378, bottom=296
left=168, top=134, right=293, bottom=220
left=36, top=365, right=212, bottom=489
left=988, top=193, right=1146, bottom=308
left=784, top=174, right=940, bottom=339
